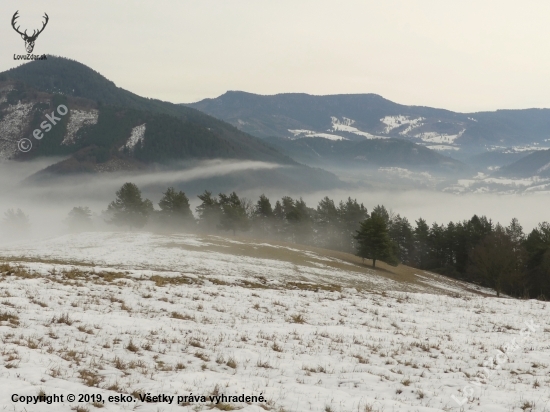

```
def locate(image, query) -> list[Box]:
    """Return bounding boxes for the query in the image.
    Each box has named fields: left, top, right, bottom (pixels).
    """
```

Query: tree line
left=3, top=182, right=550, bottom=300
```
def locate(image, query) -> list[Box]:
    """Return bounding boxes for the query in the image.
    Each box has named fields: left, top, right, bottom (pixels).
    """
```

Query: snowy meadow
left=0, top=232, right=548, bottom=412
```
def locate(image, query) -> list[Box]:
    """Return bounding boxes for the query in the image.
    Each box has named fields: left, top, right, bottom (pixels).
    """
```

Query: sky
left=2, top=0, right=550, bottom=112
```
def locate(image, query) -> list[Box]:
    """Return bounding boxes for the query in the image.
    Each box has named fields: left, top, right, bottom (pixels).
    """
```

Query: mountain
left=0, top=57, right=293, bottom=168
left=265, top=136, right=464, bottom=174
left=497, top=149, right=550, bottom=178
left=187, top=91, right=550, bottom=158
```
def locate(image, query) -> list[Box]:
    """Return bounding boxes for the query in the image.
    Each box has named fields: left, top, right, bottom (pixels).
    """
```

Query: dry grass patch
left=79, top=369, right=103, bottom=387
left=0, top=311, right=19, bottom=326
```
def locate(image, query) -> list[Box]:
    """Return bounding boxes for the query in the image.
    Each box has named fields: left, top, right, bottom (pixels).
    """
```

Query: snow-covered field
left=0, top=233, right=549, bottom=412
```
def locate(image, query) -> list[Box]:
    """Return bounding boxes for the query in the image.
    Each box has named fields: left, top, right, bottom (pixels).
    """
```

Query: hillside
left=266, top=136, right=465, bottom=174
left=0, top=58, right=293, bottom=168
left=188, top=91, right=550, bottom=157
left=0, top=232, right=547, bottom=411
left=497, top=148, right=550, bottom=178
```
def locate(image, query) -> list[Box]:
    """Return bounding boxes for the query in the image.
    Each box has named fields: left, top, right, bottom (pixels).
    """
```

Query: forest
left=3, top=182, right=550, bottom=300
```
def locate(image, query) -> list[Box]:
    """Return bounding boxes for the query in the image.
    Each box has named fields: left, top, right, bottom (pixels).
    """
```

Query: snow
left=62, top=110, right=99, bottom=145
left=0, top=85, right=14, bottom=104
left=0, top=232, right=549, bottom=412
left=457, top=175, right=546, bottom=188
left=416, top=129, right=465, bottom=144
left=425, top=144, right=460, bottom=151
left=487, top=145, right=550, bottom=153
left=0, top=102, right=34, bottom=159
left=288, top=129, right=347, bottom=141
left=330, top=117, right=388, bottom=140
left=380, top=116, right=425, bottom=135
left=120, top=124, right=146, bottom=151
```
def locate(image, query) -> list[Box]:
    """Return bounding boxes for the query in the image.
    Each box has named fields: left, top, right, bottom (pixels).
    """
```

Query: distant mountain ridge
left=187, top=91, right=550, bottom=155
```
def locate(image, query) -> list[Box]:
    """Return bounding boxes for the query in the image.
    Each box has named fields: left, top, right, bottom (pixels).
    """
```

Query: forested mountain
left=497, top=149, right=550, bottom=178
left=0, top=57, right=293, bottom=167
left=266, top=136, right=465, bottom=174
left=188, top=91, right=550, bottom=158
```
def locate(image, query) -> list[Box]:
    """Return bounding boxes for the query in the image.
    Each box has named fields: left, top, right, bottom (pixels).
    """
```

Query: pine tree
left=66, top=206, right=93, bottom=233
left=354, top=211, right=397, bottom=268
left=196, top=191, right=221, bottom=232
left=2, top=208, right=30, bottom=238
left=218, top=192, right=250, bottom=236
left=158, top=187, right=194, bottom=230
left=338, top=198, right=368, bottom=252
left=286, top=198, right=313, bottom=244
left=388, top=215, right=414, bottom=265
left=106, top=183, right=153, bottom=229
left=316, top=196, right=339, bottom=249
left=468, top=226, right=520, bottom=297
left=413, top=218, right=430, bottom=269
left=253, top=194, right=273, bottom=235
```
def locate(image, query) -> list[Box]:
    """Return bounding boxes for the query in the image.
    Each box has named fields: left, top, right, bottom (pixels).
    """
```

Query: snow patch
left=330, top=117, right=388, bottom=139
left=120, top=123, right=146, bottom=151
left=288, top=129, right=347, bottom=141
left=416, top=129, right=465, bottom=144
left=0, top=102, right=34, bottom=159
left=0, top=85, right=14, bottom=104
left=380, top=115, right=425, bottom=134
left=425, top=145, right=460, bottom=151
left=62, top=109, right=99, bottom=145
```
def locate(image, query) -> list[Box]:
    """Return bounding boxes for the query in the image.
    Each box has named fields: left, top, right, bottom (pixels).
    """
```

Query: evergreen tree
left=354, top=211, right=397, bottom=268
left=389, top=215, right=414, bottom=265
left=413, top=218, right=430, bottom=269
left=253, top=194, right=273, bottom=235
left=272, top=200, right=285, bottom=238
left=468, top=226, right=521, bottom=297
left=196, top=191, right=221, bottom=232
left=338, top=198, right=368, bottom=252
left=218, top=192, right=251, bottom=236
left=107, top=183, right=153, bottom=229
left=66, top=206, right=93, bottom=233
left=524, top=222, right=550, bottom=297
left=286, top=198, right=314, bottom=244
left=2, top=208, right=30, bottom=238
left=316, top=196, right=339, bottom=249
left=158, top=187, right=194, bottom=229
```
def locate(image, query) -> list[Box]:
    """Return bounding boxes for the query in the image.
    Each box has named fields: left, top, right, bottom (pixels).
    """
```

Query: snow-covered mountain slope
left=188, top=91, right=550, bottom=157
left=0, top=232, right=548, bottom=412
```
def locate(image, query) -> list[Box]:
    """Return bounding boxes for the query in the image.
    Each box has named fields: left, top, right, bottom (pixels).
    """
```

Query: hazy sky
left=2, top=0, right=550, bottom=112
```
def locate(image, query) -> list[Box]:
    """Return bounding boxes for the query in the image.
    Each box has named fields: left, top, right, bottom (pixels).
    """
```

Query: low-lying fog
left=0, top=158, right=548, bottom=244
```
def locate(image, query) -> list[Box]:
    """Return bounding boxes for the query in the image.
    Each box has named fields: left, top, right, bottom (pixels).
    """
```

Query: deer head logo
left=11, top=11, right=49, bottom=54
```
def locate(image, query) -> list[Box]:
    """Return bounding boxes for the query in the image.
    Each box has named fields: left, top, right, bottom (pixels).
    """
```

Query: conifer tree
left=468, top=226, right=520, bottom=297
left=218, top=192, right=250, bottom=236
left=2, top=208, right=30, bottom=238
left=354, top=211, right=397, bottom=268
left=253, top=194, right=273, bottom=235
left=196, top=191, right=221, bottom=232
left=338, top=198, right=368, bottom=252
left=107, top=183, right=153, bottom=229
left=158, top=187, right=194, bottom=229
left=66, top=206, right=93, bottom=233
